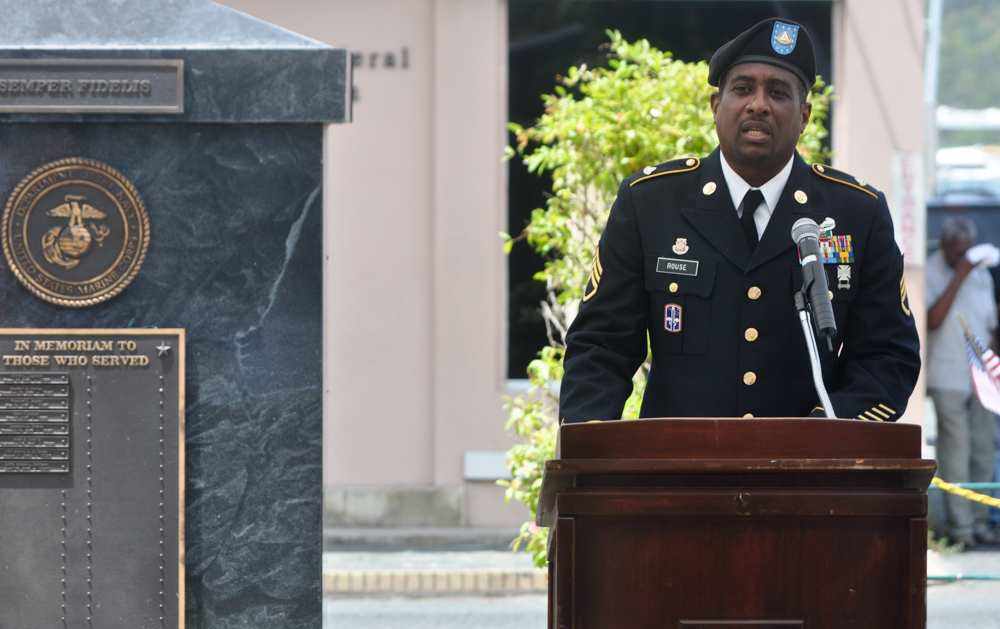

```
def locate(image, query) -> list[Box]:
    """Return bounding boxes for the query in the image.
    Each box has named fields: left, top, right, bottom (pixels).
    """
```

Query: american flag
left=961, top=318, right=1000, bottom=414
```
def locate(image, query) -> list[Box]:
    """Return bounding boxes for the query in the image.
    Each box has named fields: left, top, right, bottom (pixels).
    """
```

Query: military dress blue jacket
left=559, top=148, right=921, bottom=423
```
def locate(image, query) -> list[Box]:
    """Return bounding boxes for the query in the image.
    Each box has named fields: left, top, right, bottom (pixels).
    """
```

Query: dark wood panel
left=548, top=558, right=554, bottom=629
left=557, top=490, right=927, bottom=518
left=538, top=458, right=936, bottom=526
left=559, top=418, right=921, bottom=460
left=573, top=514, right=911, bottom=628
left=575, top=471, right=907, bottom=489
left=554, top=517, right=575, bottom=629
left=908, top=518, right=928, bottom=629
left=547, top=458, right=935, bottom=477
left=544, top=418, right=928, bottom=627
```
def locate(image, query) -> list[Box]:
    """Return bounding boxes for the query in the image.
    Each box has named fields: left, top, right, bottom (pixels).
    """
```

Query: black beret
left=708, top=18, right=816, bottom=90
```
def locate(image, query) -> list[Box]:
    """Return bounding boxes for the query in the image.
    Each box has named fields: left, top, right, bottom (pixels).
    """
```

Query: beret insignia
left=771, top=21, right=799, bottom=55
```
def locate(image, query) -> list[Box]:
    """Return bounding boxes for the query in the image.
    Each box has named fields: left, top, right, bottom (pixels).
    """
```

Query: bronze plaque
left=2, top=158, right=150, bottom=307
left=0, top=59, right=184, bottom=114
left=0, top=329, right=184, bottom=628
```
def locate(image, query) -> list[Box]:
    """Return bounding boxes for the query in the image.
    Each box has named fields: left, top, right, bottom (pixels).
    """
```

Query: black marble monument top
left=0, top=0, right=348, bottom=123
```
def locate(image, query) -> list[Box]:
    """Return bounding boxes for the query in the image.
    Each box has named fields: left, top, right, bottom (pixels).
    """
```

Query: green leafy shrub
left=500, top=31, right=833, bottom=568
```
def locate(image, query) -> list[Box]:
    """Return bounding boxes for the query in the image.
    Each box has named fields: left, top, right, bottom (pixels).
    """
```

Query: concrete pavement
left=324, top=543, right=1000, bottom=628
left=928, top=545, right=1000, bottom=629
left=324, top=595, right=547, bottom=629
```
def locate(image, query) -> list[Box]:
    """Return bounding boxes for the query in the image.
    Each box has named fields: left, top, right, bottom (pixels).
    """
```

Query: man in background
left=927, top=217, right=1000, bottom=548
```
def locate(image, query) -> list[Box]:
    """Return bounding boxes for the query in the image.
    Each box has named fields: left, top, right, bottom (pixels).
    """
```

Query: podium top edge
left=558, top=417, right=922, bottom=460
left=562, top=417, right=916, bottom=425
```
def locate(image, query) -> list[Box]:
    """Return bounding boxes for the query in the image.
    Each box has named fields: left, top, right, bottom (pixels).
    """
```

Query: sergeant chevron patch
left=858, top=404, right=896, bottom=421
left=900, top=273, right=911, bottom=316
left=583, top=247, right=603, bottom=302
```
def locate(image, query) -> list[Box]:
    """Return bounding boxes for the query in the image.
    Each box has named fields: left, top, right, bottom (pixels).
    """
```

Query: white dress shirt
left=720, top=153, right=795, bottom=239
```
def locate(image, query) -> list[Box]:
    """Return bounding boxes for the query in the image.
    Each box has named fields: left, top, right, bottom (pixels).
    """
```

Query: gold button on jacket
left=748, top=286, right=761, bottom=300
left=745, top=328, right=758, bottom=342
left=743, top=372, right=757, bottom=385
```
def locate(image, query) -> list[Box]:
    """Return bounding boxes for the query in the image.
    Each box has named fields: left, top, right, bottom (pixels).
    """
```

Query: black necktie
left=740, top=189, right=765, bottom=252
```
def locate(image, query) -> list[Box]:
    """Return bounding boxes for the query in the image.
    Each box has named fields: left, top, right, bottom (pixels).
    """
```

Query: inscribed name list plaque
left=0, top=329, right=184, bottom=629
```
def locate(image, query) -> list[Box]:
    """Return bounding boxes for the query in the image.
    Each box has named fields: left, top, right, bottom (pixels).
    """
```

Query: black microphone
left=791, top=218, right=837, bottom=341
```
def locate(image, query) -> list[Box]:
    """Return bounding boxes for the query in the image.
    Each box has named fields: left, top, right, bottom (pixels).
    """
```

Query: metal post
left=925, top=0, right=944, bottom=199
left=796, top=291, right=836, bottom=419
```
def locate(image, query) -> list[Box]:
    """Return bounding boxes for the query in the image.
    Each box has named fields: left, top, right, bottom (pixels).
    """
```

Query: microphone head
left=791, top=217, right=821, bottom=243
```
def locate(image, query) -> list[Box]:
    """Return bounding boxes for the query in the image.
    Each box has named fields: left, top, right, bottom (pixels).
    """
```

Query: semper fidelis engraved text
left=2, top=158, right=150, bottom=307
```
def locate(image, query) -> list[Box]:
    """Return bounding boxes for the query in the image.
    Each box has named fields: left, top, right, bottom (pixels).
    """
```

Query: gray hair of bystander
left=940, top=216, right=977, bottom=245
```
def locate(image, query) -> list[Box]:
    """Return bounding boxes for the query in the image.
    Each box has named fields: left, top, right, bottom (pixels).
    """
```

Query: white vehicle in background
left=929, top=145, right=1000, bottom=256
left=936, top=145, right=1000, bottom=202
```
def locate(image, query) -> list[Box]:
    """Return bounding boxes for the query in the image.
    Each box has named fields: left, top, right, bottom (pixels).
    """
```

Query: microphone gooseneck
left=791, top=217, right=837, bottom=341
left=792, top=218, right=838, bottom=419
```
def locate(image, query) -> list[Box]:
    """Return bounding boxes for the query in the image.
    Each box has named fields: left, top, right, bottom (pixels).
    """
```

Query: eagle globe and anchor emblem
left=2, top=158, right=150, bottom=307
left=41, top=194, right=112, bottom=268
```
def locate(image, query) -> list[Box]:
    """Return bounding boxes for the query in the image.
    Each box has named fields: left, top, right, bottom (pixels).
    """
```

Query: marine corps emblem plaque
left=2, top=158, right=150, bottom=307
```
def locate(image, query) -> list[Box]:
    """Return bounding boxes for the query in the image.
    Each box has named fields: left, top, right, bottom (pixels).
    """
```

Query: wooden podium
left=538, top=418, right=936, bottom=629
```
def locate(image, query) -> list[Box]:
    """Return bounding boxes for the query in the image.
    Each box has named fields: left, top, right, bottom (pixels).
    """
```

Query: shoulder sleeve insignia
left=630, top=157, right=700, bottom=187
left=811, top=163, right=878, bottom=198
left=583, top=246, right=603, bottom=302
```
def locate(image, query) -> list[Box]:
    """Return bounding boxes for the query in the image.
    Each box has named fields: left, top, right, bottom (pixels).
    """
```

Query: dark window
left=507, top=0, right=833, bottom=379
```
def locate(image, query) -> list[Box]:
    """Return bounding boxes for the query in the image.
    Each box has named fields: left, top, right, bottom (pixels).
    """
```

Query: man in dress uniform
left=558, top=18, right=920, bottom=423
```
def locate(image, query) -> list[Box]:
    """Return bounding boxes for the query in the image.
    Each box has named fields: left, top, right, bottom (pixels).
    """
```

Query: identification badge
left=656, top=257, right=698, bottom=276
left=664, top=304, right=682, bottom=332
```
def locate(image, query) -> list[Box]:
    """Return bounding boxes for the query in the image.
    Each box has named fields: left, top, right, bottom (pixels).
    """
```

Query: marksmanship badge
left=837, top=264, right=851, bottom=290
left=2, top=158, right=150, bottom=307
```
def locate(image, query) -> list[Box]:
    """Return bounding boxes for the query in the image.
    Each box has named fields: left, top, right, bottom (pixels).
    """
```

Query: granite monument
left=0, top=1, right=347, bottom=627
